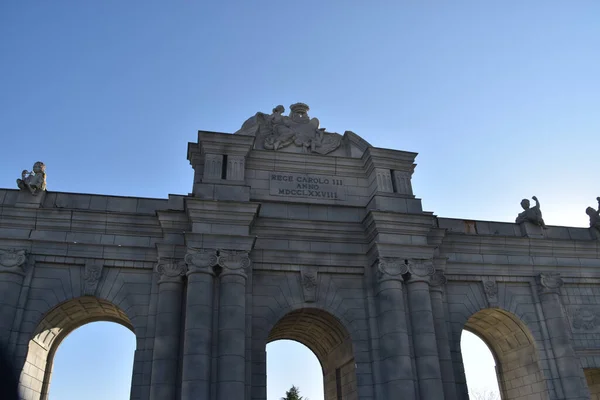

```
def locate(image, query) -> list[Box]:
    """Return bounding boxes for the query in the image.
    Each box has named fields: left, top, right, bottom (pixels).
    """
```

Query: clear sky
left=1, top=1, right=599, bottom=399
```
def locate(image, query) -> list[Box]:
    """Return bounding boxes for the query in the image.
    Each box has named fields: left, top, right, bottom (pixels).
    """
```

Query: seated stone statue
left=515, top=196, right=547, bottom=228
left=586, top=197, right=600, bottom=238
left=17, top=161, right=46, bottom=195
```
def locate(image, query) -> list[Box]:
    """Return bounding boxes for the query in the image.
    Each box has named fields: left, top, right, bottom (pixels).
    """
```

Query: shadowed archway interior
left=20, top=297, right=134, bottom=400
left=267, top=308, right=357, bottom=400
left=464, top=308, right=549, bottom=400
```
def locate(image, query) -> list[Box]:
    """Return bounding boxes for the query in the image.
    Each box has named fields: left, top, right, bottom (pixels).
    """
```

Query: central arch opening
left=266, top=308, right=357, bottom=400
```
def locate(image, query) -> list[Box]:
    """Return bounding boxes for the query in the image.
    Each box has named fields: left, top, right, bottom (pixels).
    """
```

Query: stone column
left=406, top=259, right=444, bottom=399
left=150, top=260, right=186, bottom=400
left=216, top=250, right=250, bottom=400
left=374, top=258, right=416, bottom=399
left=181, top=249, right=218, bottom=400
left=536, top=273, right=590, bottom=399
left=0, top=249, right=27, bottom=347
left=429, top=270, right=458, bottom=400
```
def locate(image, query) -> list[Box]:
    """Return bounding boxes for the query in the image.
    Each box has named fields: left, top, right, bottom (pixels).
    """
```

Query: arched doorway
left=264, top=308, right=357, bottom=400
left=49, top=321, right=135, bottom=399
left=461, top=330, right=501, bottom=399
left=267, top=340, right=323, bottom=400
left=19, top=297, right=135, bottom=400
left=463, top=308, right=549, bottom=400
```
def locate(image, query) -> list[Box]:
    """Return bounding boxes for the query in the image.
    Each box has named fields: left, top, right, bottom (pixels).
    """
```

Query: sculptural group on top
left=234, top=103, right=342, bottom=155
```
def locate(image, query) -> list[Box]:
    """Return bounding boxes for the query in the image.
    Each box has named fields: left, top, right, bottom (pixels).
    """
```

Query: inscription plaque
left=269, top=172, right=346, bottom=200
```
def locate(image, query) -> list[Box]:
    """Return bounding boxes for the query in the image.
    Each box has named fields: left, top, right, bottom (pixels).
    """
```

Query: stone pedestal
left=150, top=260, right=186, bottom=400
left=181, top=249, right=218, bottom=400
left=216, top=250, right=250, bottom=400
left=406, top=259, right=444, bottom=400
left=374, top=258, right=416, bottom=399
left=537, top=273, right=590, bottom=400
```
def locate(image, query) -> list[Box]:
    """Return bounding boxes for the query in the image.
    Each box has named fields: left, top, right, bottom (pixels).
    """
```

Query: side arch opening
left=267, top=308, right=357, bottom=400
left=20, top=296, right=134, bottom=400
left=463, top=308, right=549, bottom=400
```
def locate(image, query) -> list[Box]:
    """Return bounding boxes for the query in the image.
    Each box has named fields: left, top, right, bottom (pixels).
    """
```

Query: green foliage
left=281, top=385, right=305, bottom=400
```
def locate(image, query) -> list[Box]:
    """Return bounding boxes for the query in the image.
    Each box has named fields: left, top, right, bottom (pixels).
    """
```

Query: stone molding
left=482, top=279, right=499, bottom=307
left=184, top=248, right=218, bottom=275
left=406, top=258, right=435, bottom=284
left=377, top=258, right=408, bottom=283
left=429, top=270, right=447, bottom=292
left=218, top=250, right=251, bottom=278
left=156, top=260, right=187, bottom=284
left=300, top=266, right=318, bottom=302
left=83, top=259, right=103, bottom=295
left=0, top=249, right=27, bottom=276
left=537, top=272, right=563, bottom=295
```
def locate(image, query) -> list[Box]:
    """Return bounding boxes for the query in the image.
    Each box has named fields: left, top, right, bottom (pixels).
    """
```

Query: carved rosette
left=429, top=270, right=447, bottom=292
left=0, top=249, right=27, bottom=276
left=537, top=272, right=563, bottom=295
left=300, top=266, right=318, bottom=303
left=406, top=259, right=435, bottom=284
left=185, top=248, right=218, bottom=275
left=83, top=260, right=103, bottom=296
left=377, top=258, right=409, bottom=283
left=156, top=260, right=187, bottom=284
left=482, top=279, right=499, bottom=306
left=218, top=250, right=251, bottom=278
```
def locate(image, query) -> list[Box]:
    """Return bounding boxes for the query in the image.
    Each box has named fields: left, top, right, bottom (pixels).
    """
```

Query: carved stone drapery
left=185, top=248, right=218, bottom=275
left=300, top=266, right=318, bottom=302
left=407, top=258, right=435, bottom=283
left=537, top=272, right=563, bottom=295
left=217, top=250, right=251, bottom=278
left=377, top=258, right=409, bottom=283
left=83, top=260, right=103, bottom=296
left=482, top=279, right=499, bottom=307
left=0, top=249, right=27, bottom=276
left=156, top=260, right=187, bottom=284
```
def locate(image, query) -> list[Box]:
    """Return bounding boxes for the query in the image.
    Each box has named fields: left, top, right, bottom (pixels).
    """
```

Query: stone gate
left=2, top=103, right=600, bottom=399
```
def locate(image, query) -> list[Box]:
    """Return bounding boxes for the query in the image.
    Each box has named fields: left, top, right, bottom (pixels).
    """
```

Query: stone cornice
left=185, top=198, right=260, bottom=227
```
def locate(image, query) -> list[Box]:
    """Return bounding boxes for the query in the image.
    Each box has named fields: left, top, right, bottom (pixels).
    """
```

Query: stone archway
left=463, top=308, right=549, bottom=400
left=266, top=308, right=358, bottom=400
left=19, top=296, right=134, bottom=400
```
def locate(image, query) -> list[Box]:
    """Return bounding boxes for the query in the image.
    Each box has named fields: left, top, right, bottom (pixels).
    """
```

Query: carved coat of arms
left=234, top=103, right=342, bottom=155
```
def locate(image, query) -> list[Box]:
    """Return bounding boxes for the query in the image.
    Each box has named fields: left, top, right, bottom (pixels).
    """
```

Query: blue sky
left=1, top=1, right=599, bottom=399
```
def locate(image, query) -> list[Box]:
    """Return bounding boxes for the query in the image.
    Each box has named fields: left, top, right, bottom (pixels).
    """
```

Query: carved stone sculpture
left=0, top=249, right=27, bottom=275
left=515, top=196, right=547, bottom=228
left=156, top=260, right=187, bottom=283
left=537, top=272, right=563, bottom=294
left=586, top=197, right=600, bottom=239
left=83, top=260, right=103, bottom=296
left=300, top=266, right=318, bottom=302
left=16, top=161, right=46, bottom=195
left=234, top=103, right=342, bottom=155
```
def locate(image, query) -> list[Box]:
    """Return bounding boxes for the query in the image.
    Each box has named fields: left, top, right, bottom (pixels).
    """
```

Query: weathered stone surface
left=2, top=113, right=600, bottom=400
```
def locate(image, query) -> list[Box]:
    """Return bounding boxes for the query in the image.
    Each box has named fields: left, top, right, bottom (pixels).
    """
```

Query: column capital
left=537, top=272, right=563, bottom=295
left=0, top=249, right=27, bottom=276
left=218, top=250, right=251, bottom=278
left=429, top=270, right=447, bottom=292
left=156, top=259, right=186, bottom=284
left=406, top=258, right=435, bottom=284
left=185, top=248, right=218, bottom=275
left=377, top=258, right=408, bottom=283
